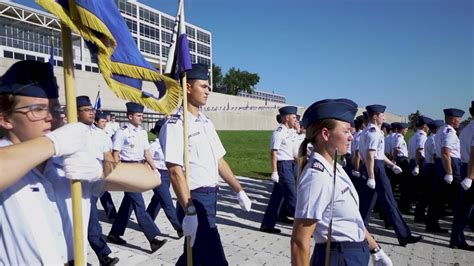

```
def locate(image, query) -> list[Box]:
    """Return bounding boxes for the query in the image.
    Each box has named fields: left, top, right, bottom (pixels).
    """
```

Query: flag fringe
left=36, top=0, right=182, bottom=114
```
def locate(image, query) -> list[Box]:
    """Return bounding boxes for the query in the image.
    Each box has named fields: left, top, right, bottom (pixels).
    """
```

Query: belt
left=191, top=186, right=219, bottom=193
left=316, top=241, right=367, bottom=251
left=121, top=160, right=144, bottom=163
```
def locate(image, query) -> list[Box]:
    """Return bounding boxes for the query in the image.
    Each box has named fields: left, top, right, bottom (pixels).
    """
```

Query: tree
left=222, top=67, right=260, bottom=95
left=212, top=63, right=224, bottom=91
left=408, top=110, right=421, bottom=129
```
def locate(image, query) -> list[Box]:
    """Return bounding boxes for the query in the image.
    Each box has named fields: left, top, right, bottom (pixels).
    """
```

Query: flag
left=164, top=0, right=192, bottom=80
left=94, top=90, right=101, bottom=110
left=48, top=36, right=54, bottom=66
left=36, top=0, right=182, bottom=114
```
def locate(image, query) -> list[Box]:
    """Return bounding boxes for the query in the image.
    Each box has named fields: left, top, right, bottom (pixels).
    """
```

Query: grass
left=218, top=130, right=272, bottom=180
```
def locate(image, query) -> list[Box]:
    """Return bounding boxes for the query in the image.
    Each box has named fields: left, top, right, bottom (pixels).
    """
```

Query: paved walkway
left=87, top=177, right=474, bottom=265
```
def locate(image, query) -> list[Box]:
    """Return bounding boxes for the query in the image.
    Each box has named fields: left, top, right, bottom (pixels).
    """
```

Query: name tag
left=341, top=187, right=349, bottom=195
left=189, top=132, right=200, bottom=138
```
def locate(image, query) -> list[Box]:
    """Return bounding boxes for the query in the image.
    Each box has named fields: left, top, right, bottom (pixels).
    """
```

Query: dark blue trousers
left=414, top=160, right=431, bottom=220
left=450, top=161, right=473, bottom=246
left=396, top=156, right=411, bottom=212
left=261, top=160, right=297, bottom=229
left=359, top=160, right=411, bottom=239
left=311, top=241, right=369, bottom=266
left=426, top=158, right=455, bottom=228
left=146, top=170, right=182, bottom=231
left=109, top=192, right=160, bottom=241
left=99, top=191, right=117, bottom=219
left=176, top=189, right=228, bottom=266
left=88, top=196, right=111, bottom=260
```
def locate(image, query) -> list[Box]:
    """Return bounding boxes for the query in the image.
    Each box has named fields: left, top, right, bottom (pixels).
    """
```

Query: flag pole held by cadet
left=325, top=148, right=338, bottom=266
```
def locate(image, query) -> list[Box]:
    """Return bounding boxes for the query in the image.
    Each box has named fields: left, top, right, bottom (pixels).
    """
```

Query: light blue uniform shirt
left=434, top=124, right=460, bottom=159
left=271, top=124, right=299, bottom=161
left=393, top=133, right=408, bottom=158
left=459, top=121, right=474, bottom=163
left=112, top=122, right=150, bottom=161
left=0, top=138, right=103, bottom=265
left=408, top=130, right=427, bottom=160
left=150, top=138, right=167, bottom=170
left=295, top=152, right=365, bottom=243
left=360, top=123, right=385, bottom=161
left=424, top=135, right=436, bottom=164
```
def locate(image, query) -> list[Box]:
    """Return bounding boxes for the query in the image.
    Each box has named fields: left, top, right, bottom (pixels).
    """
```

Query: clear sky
left=16, top=0, right=473, bottom=119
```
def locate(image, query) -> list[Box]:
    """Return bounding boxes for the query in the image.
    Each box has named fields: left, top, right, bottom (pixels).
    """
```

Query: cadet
left=105, top=113, right=120, bottom=138
left=358, top=104, right=422, bottom=246
left=75, top=96, right=119, bottom=265
left=160, top=64, right=252, bottom=265
left=290, top=99, right=392, bottom=266
left=350, top=115, right=365, bottom=179
left=459, top=101, right=474, bottom=235
left=383, top=123, right=393, bottom=158
left=392, top=122, right=412, bottom=213
left=107, top=102, right=167, bottom=253
left=146, top=118, right=183, bottom=237
left=261, top=105, right=300, bottom=233
left=0, top=60, right=161, bottom=264
left=408, top=116, right=432, bottom=222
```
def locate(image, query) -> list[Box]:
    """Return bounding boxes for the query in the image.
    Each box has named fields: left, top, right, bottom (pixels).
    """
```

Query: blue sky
left=16, top=0, right=473, bottom=119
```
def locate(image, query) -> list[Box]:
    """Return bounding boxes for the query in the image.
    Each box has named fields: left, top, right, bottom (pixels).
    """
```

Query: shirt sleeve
left=416, top=134, right=427, bottom=149
left=209, top=121, right=226, bottom=159
left=442, top=131, right=457, bottom=150
left=112, top=129, right=125, bottom=151
left=160, top=121, right=184, bottom=166
left=271, top=130, right=284, bottom=150
left=394, top=134, right=403, bottom=148
left=366, top=131, right=379, bottom=151
left=295, top=170, right=332, bottom=220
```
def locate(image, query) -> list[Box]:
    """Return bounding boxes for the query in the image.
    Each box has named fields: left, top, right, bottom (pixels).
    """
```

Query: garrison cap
left=76, top=95, right=92, bottom=108
left=391, top=122, right=400, bottom=130
left=443, top=108, right=464, bottom=118
left=279, top=106, right=298, bottom=115
left=398, top=122, right=408, bottom=129
left=126, top=102, right=144, bottom=113
left=416, top=116, right=433, bottom=127
left=428, top=119, right=444, bottom=130
left=276, top=114, right=282, bottom=124
left=95, top=111, right=108, bottom=120
left=187, top=64, right=209, bottom=80
left=362, top=111, right=369, bottom=120
left=366, top=104, right=386, bottom=114
left=302, top=98, right=358, bottom=128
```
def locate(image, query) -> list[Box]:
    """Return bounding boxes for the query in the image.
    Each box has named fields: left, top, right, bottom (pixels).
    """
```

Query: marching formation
left=0, top=60, right=472, bottom=265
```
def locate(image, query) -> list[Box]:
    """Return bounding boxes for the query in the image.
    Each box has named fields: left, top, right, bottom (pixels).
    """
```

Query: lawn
left=218, top=130, right=272, bottom=180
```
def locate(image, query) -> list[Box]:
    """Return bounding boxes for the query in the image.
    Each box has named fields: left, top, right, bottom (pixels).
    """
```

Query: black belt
left=191, top=186, right=218, bottom=193
left=121, top=160, right=144, bottom=163
left=316, top=241, right=367, bottom=251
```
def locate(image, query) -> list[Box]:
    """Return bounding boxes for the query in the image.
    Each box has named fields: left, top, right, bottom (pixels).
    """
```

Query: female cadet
left=0, top=60, right=161, bottom=265
left=290, top=99, right=392, bottom=266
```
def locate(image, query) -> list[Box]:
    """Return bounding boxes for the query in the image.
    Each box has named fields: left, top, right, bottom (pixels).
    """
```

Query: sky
left=15, top=0, right=473, bottom=119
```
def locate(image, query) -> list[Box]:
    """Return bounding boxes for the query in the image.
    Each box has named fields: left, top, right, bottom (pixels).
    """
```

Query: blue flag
left=164, top=0, right=192, bottom=80
left=94, top=90, right=101, bottom=110
left=48, top=37, right=54, bottom=66
left=36, top=0, right=182, bottom=114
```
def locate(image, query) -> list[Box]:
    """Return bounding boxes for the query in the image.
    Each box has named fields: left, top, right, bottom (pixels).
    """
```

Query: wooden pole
left=61, top=23, right=85, bottom=265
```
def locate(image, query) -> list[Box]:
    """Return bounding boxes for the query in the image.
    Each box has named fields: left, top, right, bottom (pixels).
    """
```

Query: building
left=237, top=89, right=286, bottom=104
left=0, top=0, right=212, bottom=76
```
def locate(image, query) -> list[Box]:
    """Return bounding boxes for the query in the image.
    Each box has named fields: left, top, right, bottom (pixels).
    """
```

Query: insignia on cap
left=311, top=160, right=324, bottom=172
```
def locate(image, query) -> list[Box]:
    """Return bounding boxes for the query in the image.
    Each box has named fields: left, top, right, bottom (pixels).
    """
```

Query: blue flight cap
left=276, top=114, right=282, bottom=123
left=126, top=102, right=144, bottom=113
left=391, top=122, right=400, bottom=130
left=0, top=60, right=59, bottom=98
left=187, top=64, right=209, bottom=80
left=381, top=122, right=389, bottom=130
left=95, top=111, right=108, bottom=120
left=302, top=98, right=358, bottom=128
left=443, top=108, right=464, bottom=117
left=76, top=95, right=92, bottom=108
left=416, top=116, right=432, bottom=127
left=362, top=111, right=369, bottom=120
left=366, top=104, right=386, bottom=114
left=279, top=106, right=298, bottom=115
left=398, top=122, right=408, bottom=129
left=428, top=119, right=444, bottom=130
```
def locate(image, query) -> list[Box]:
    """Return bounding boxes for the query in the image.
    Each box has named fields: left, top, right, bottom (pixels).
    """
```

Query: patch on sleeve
left=276, top=126, right=282, bottom=132
left=369, top=127, right=376, bottom=133
left=446, top=128, right=452, bottom=133
left=311, top=160, right=325, bottom=172
left=167, top=114, right=180, bottom=124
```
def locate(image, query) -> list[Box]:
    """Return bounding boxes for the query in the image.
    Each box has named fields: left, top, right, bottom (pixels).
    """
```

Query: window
left=161, top=16, right=174, bottom=31
left=197, top=30, right=210, bottom=44
left=92, top=67, right=99, bottom=73
left=124, top=17, right=137, bottom=33
left=188, top=40, right=195, bottom=52
left=85, top=65, right=92, bottom=72
left=75, top=64, right=82, bottom=70
left=162, top=46, right=169, bottom=59
left=14, top=52, right=25, bottom=60
left=186, top=26, right=195, bottom=39
left=139, top=8, right=160, bottom=26
left=197, top=43, right=210, bottom=57
left=161, top=31, right=172, bottom=44
left=140, top=39, right=160, bottom=56
left=4, top=50, right=13, bottom=58
left=197, top=56, right=210, bottom=68
left=26, top=54, right=36, bottom=60
left=140, top=24, right=159, bottom=41
left=117, top=0, right=136, bottom=17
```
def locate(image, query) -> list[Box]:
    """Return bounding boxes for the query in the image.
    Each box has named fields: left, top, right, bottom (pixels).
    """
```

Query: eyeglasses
left=13, top=104, right=63, bottom=121
left=79, top=107, right=96, bottom=113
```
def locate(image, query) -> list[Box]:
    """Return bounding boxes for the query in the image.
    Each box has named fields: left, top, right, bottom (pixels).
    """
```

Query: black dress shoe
left=425, top=226, right=449, bottom=234
left=259, top=226, right=281, bottom=234
left=150, top=238, right=168, bottom=253
left=449, top=243, right=474, bottom=251
left=277, top=217, right=294, bottom=225
left=107, top=234, right=127, bottom=245
left=398, top=235, right=423, bottom=247
left=99, top=256, right=119, bottom=266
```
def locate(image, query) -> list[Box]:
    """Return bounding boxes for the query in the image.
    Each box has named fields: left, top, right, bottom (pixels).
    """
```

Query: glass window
left=92, top=67, right=99, bottom=73
left=140, top=24, right=159, bottom=41
left=162, top=46, right=169, bottom=58
left=161, top=16, right=174, bottom=31
left=197, top=30, right=210, bottom=44
left=186, top=26, right=195, bottom=39
left=139, top=39, right=160, bottom=56
left=14, top=52, right=25, bottom=60
left=75, top=64, right=82, bottom=70
left=197, top=43, right=210, bottom=57
left=197, top=56, right=210, bottom=68
left=4, top=50, right=13, bottom=58
left=26, top=54, right=35, bottom=60
left=188, top=40, right=195, bottom=52
left=85, top=65, right=92, bottom=72
left=124, top=17, right=137, bottom=33
left=161, top=31, right=172, bottom=44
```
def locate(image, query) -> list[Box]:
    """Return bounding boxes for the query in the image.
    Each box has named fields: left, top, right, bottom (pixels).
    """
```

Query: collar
left=310, top=152, right=336, bottom=176
left=416, top=129, right=427, bottom=135
left=177, top=106, right=208, bottom=122
left=126, top=122, right=141, bottom=131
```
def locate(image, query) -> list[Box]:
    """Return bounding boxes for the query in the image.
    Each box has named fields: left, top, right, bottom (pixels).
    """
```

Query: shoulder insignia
left=121, top=125, right=128, bottom=130
left=276, top=127, right=282, bottom=132
left=397, top=134, right=402, bottom=138
left=446, top=128, right=451, bottom=133
left=311, top=160, right=324, bottom=172
left=167, top=114, right=180, bottom=124
left=369, top=127, right=376, bottom=133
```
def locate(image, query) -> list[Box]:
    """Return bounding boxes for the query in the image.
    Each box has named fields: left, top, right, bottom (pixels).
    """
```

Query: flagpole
left=61, top=22, right=85, bottom=265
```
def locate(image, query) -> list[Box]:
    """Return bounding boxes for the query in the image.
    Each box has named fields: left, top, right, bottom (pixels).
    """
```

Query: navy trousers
left=396, top=156, right=412, bottom=212
left=311, top=241, right=369, bottom=266
left=99, top=191, right=117, bottom=219
left=146, top=170, right=182, bottom=231
left=176, top=189, right=228, bottom=266
left=450, top=161, right=473, bottom=246
left=261, top=160, right=297, bottom=229
left=414, top=160, right=431, bottom=220
left=88, top=196, right=111, bottom=260
left=359, top=160, right=411, bottom=239
left=426, top=158, right=454, bottom=228
left=109, top=192, right=160, bottom=241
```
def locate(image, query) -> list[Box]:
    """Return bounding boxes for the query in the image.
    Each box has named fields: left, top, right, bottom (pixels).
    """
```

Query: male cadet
left=260, top=105, right=300, bottom=233
left=107, top=102, right=167, bottom=253
left=94, top=110, right=118, bottom=221
left=75, top=96, right=119, bottom=265
left=392, top=122, right=412, bottom=214
left=383, top=123, right=393, bottom=158
left=351, top=115, right=365, bottom=178
left=358, top=104, right=422, bottom=246
left=105, top=113, right=120, bottom=138
left=408, top=116, right=432, bottom=222
left=460, top=101, right=474, bottom=235
left=446, top=106, right=474, bottom=250
left=160, top=64, right=252, bottom=265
